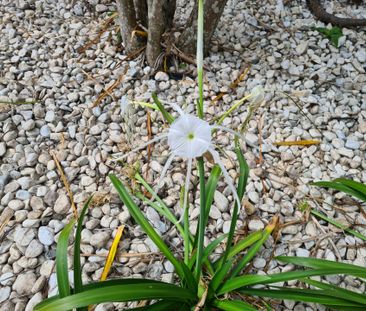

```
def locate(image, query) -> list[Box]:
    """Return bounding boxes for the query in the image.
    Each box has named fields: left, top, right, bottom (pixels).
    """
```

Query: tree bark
left=134, top=0, right=148, bottom=28
left=306, top=0, right=366, bottom=27
left=164, top=0, right=176, bottom=30
left=146, top=0, right=176, bottom=67
left=146, top=0, right=165, bottom=67
left=177, top=0, right=229, bottom=55
left=115, top=0, right=144, bottom=54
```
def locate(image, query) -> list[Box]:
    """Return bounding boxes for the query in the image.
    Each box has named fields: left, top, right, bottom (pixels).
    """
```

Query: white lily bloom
left=168, top=114, right=212, bottom=158
left=113, top=102, right=245, bottom=221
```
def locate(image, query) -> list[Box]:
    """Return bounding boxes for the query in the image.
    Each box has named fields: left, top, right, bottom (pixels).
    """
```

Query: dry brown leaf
left=51, top=151, right=78, bottom=219
left=274, top=140, right=321, bottom=146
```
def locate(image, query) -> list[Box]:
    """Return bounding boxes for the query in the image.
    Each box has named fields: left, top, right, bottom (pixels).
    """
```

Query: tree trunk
left=146, top=0, right=166, bottom=67
left=177, top=0, right=229, bottom=55
left=115, top=0, right=227, bottom=66
left=306, top=0, right=366, bottom=27
left=115, top=0, right=144, bottom=54
left=135, top=0, right=148, bottom=28
left=164, top=0, right=176, bottom=30
left=146, top=0, right=176, bottom=67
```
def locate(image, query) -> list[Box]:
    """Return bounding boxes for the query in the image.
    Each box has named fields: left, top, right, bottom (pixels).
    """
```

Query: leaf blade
left=35, top=282, right=196, bottom=311
left=109, top=174, right=197, bottom=290
left=57, top=219, right=76, bottom=298
left=212, top=299, right=257, bottom=311
left=74, top=196, right=94, bottom=294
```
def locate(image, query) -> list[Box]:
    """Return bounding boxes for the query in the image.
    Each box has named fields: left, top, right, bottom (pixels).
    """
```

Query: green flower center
left=187, top=133, right=195, bottom=140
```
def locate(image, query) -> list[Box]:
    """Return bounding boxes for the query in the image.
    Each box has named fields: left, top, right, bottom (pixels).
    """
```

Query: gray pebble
left=26, top=153, right=38, bottom=166
left=25, top=239, right=44, bottom=257
left=0, top=142, right=7, bottom=157
left=90, top=231, right=110, bottom=248
left=9, top=199, right=25, bottom=211
left=38, top=226, right=55, bottom=246
left=14, top=227, right=36, bottom=247
left=45, top=111, right=55, bottom=122
left=13, top=272, right=37, bottom=295
left=248, top=219, right=264, bottom=231
left=22, top=119, right=35, bottom=131
left=214, top=191, right=229, bottom=212
left=16, top=189, right=31, bottom=200
left=247, top=191, right=259, bottom=204
left=40, top=125, right=51, bottom=137
left=25, top=292, right=43, bottom=311
left=81, top=176, right=94, bottom=187
left=0, top=287, right=11, bottom=303
left=296, top=248, right=310, bottom=257
left=355, top=50, right=366, bottom=63
left=345, top=139, right=360, bottom=150
left=54, top=193, right=70, bottom=214
left=245, top=133, right=258, bottom=147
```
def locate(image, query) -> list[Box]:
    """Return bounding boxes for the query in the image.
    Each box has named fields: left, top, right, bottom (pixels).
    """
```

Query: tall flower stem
left=197, top=0, right=204, bottom=119
left=184, top=194, right=190, bottom=264
left=195, top=157, right=206, bottom=280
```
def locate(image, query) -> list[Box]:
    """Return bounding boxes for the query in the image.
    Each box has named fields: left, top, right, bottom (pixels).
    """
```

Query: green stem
left=195, top=158, right=206, bottom=280
left=184, top=197, right=190, bottom=264
left=197, top=70, right=204, bottom=119
left=197, top=0, right=204, bottom=119
left=216, top=94, right=252, bottom=125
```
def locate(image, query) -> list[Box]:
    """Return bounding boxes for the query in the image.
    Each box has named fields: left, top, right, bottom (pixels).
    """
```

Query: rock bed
left=1, top=0, right=366, bottom=310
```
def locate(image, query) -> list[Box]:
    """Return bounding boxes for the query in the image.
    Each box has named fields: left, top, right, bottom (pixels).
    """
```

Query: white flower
left=168, top=114, right=211, bottom=158
left=113, top=102, right=244, bottom=220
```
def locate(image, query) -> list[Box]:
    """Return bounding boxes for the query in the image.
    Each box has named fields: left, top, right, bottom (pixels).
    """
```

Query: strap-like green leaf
left=193, top=165, right=221, bottom=250
left=195, top=158, right=207, bottom=280
left=239, top=288, right=364, bottom=307
left=212, top=299, right=257, bottom=311
left=235, top=142, right=249, bottom=200
left=214, top=231, right=262, bottom=269
left=220, top=144, right=249, bottom=269
left=276, top=256, right=366, bottom=278
left=109, top=174, right=197, bottom=291
left=228, top=223, right=273, bottom=279
left=218, top=268, right=364, bottom=295
left=35, top=278, right=169, bottom=310
left=210, top=259, right=233, bottom=292
left=56, top=219, right=76, bottom=299
left=188, top=234, right=227, bottom=270
left=74, top=196, right=94, bottom=295
left=302, top=278, right=366, bottom=305
left=311, top=181, right=366, bottom=203
left=334, top=178, right=366, bottom=197
left=204, top=165, right=221, bottom=227
left=135, top=173, right=185, bottom=237
left=152, top=93, right=174, bottom=124
left=35, top=282, right=196, bottom=311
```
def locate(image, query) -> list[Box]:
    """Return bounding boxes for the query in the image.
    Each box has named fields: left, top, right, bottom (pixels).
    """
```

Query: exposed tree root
left=306, top=0, right=366, bottom=27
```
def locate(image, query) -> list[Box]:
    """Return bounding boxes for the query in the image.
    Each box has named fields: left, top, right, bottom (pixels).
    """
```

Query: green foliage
left=314, top=26, right=343, bottom=47
left=151, top=92, right=174, bottom=124
left=312, top=178, right=366, bottom=203
left=311, top=177, right=366, bottom=241
left=35, top=2, right=366, bottom=310
left=35, top=170, right=366, bottom=311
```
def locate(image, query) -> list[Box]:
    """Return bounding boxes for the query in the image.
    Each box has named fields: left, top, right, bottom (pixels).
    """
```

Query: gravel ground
left=1, top=0, right=366, bottom=310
